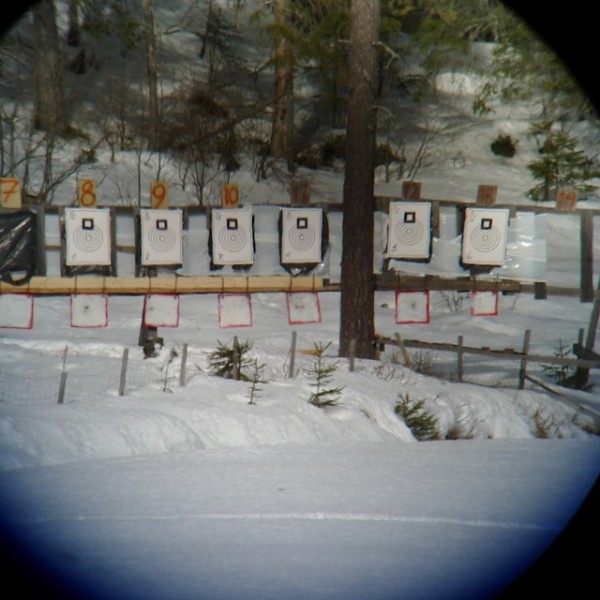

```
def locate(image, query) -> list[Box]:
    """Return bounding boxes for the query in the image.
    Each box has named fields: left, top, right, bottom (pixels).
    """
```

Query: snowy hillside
left=1, top=3, right=600, bottom=600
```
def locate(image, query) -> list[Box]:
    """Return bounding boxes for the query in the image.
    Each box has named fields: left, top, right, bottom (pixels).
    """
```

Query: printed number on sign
left=78, top=179, right=97, bottom=207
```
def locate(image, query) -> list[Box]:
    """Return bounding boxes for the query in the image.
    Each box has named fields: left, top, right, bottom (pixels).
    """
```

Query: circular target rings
left=148, top=226, right=176, bottom=253
left=469, top=225, right=501, bottom=253
left=394, top=220, right=424, bottom=246
left=287, top=225, right=316, bottom=252
left=218, top=225, right=247, bottom=253
left=73, top=224, right=104, bottom=253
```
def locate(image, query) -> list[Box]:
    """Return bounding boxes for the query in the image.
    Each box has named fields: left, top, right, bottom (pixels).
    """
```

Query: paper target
left=395, top=291, right=430, bottom=324
left=0, top=293, right=34, bottom=328
left=218, top=293, right=253, bottom=328
left=281, top=208, right=323, bottom=264
left=140, top=209, right=183, bottom=266
left=143, top=294, right=180, bottom=328
left=387, top=202, right=432, bottom=259
left=462, top=208, right=509, bottom=266
left=211, top=208, right=254, bottom=266
left=286, top=292, right=322, bottom=325
left=70, top=294, right=108, bottom=328
left=471, top=291, right=499, bottom=316
left=65, top=208, right=111, bottom=266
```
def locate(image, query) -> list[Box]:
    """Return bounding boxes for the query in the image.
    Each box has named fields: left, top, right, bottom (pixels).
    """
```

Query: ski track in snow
left=18, top=511, right=561, bottom=532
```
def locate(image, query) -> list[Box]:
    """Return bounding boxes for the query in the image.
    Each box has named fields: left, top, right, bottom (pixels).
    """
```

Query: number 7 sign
left=0, top=178, right=22, bottom=208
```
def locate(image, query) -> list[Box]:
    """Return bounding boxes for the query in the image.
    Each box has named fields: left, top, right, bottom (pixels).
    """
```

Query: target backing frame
left=64, top=208, right=112, bottom=266
left=386, top=201, right=432, bottom=260
left=140, top=209, right=183, bottom=266
left=280, top=207, right=323, bottom=265
left=461, top=207, right=510, bottom=267
left=211, top=207, right=254, bottom=266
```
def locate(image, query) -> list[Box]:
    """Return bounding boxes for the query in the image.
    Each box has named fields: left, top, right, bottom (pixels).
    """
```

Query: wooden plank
left=580, top=211, right=594, bottom=302
left=0, top=275, right=330, bottom=295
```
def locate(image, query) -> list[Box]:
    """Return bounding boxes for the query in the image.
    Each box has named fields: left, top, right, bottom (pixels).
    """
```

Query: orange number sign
left=78, top=179, right=97, bottom=208
left=0, top=178, right=22, bottom=208
left=151, top=182, right=169, bottom=209
left=222, top=183, right=239, bottom=208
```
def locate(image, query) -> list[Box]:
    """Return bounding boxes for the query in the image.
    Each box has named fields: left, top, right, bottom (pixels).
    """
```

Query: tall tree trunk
left=33, top=0, right=68, bottom=136
left=144, top=0, right=160, bottom=151
left=339, top=0, right=380, bottom=359
left=269, top=0, right=295, bottom=171
left=66, top=0, right=79, bottom=46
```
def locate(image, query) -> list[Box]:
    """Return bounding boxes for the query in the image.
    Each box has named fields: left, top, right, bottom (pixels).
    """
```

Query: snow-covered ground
left=2, top=2, right=600, bottom=599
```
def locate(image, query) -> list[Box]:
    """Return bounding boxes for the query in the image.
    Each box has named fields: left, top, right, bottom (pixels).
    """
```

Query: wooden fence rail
left=377, top=330, right=600, bottom=390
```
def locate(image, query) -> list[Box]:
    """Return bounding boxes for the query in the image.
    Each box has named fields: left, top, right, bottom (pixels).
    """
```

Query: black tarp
left=0, top=211, right=38, bottom=285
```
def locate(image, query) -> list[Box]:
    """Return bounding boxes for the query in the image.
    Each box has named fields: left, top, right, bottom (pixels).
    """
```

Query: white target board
left=70, top=294, right=108, bottom=328
left=65, top=208, right=111, bottom=266
left=281, top=208, right=323, bottom=264
left=143, top=294, right=180, bottom=328
left=0, top=294, right=34, bottom=329
left=211, top=208, right=254, bottom=266
left=218, top=293, right=253, bottom=328
left=286, top=292, right=322, bottom=325
left=462, top=208, right=510, bottom=266
left=395, top=291, right=430, bottom=324
left=140, top=209, right=183, bottom=266
left=387, top=202, right=432, bottom=260
left=471, top=291, right=499, bottom=316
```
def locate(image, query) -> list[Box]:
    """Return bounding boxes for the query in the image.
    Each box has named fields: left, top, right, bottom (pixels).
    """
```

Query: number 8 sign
left=78, top=179, right=97, bottom=208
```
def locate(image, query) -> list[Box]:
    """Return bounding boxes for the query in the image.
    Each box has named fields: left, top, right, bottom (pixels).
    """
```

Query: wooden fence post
left=457, top=335, right=464, bottom=383
left=232, top=336, right=240, bottom=380
left=581, top=211, right=594, bottom=303
left=288, top=331, right=297, bottom=379
left=119, top=348, right=129, bottom=396
left=395, top=331, right=413, bottom=369
left=179, top=343, right=188, bottom=387
left=58, top=346, right=68, bottom=404
left=518, top=329, right=531, bottom=390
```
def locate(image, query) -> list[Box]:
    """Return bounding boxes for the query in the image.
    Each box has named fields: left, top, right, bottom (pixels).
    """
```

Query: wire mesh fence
left=0, top=345, right=194, bottom=405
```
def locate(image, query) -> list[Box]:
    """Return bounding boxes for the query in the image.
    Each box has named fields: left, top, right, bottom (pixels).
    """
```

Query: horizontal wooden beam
left=0, top=275, right=338, bottom=295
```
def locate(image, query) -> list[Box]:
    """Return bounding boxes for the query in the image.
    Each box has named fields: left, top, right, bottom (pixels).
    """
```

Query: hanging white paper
left=387, top=201, right=432, bottom=260
left=143, top=294, right=180, bottom=327
left=471, top=291, right=499, bottom=316
left=218, top=293, right=253, bottom=328
left=140, top=209, right=183, bottom=266
left=0, top=294, right=34, bottom=329
left=395, top=291, right=430, bottom=324
left=280, top=208, right=323, bottom=264
left=65, top=208, right=112, bottom=266
left=211, top=208, right=254, bottom=265
left=462, top=208, right=510, bottom=266
left=70, top=294, right=108, bottom=328
left=286, top=292, right=321, bottom=325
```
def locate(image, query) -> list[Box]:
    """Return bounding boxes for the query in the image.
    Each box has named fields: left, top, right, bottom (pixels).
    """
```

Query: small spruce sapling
left=207, top=338, right=253, bottom=381
left=304, top=341, right=344, bottom=408
left=247, top=358, right=268, bottom=405
left=394, top=393, right=440, bottom=441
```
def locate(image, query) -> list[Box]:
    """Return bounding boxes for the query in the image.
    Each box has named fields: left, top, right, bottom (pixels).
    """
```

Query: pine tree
left=527, top=122, right=599, bottom=201
left=304, top=342, right=344, bottom=408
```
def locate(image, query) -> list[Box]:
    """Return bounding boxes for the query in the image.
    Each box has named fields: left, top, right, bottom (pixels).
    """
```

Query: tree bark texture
left=339, top=0, right=380, bottom=359
left=33, top=0, right=67, bottom=136
left=144, top=0, right=160, bottom=151
left=269, top=0, right=295, bottom=171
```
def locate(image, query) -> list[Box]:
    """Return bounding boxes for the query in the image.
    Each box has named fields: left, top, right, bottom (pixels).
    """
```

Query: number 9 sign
left=151, top=182, right=169, bottom=209
left=222, top=183, right=239, bottom=208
